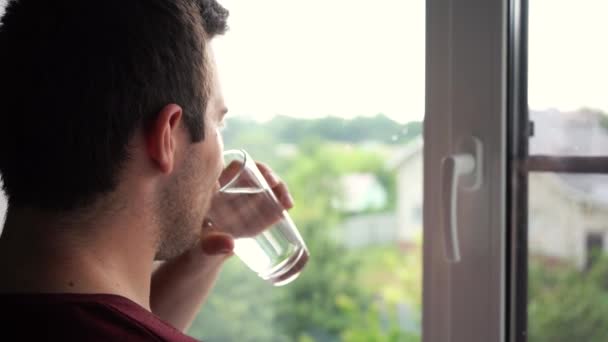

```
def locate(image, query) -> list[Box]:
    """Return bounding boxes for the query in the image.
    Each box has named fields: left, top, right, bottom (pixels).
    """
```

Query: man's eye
left=218, top=121, right=227, bottom=131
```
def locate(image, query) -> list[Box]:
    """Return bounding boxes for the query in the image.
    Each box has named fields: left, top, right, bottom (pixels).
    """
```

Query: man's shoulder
left=0, top=293, right=199, bottom=342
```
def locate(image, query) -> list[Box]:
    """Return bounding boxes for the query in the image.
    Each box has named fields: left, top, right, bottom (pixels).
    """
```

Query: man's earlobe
left=145, top=104, right=183, bottom=174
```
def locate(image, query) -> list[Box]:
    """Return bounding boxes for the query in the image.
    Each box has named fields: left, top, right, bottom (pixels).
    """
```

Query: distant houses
left=334, top=139, right=422, bottom=249
left=334, top=173, right=388, bottom=213
left=528, top=109, right=608, bottom=268
left=528, top=172, right=608, bottom=268
left=332, top=172, right=398, bottom=248
left=389, top=137, right=423, bottom=245
left=336, top=213, right=399, bottom=248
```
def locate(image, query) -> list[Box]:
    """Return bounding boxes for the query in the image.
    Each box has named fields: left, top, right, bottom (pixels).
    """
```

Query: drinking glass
left=212, top=149, right=309, bottom=286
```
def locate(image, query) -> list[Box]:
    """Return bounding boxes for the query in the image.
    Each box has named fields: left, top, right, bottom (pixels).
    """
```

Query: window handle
left=440, top=137, right=483, bottom=263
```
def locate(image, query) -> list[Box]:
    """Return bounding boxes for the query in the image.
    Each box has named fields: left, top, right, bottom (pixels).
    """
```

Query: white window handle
left=440, top=137, right=483, bottom=263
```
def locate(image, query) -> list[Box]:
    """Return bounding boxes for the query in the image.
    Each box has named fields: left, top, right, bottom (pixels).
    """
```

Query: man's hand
left=150, top=162, right=293, bottom=332
left=206, top=161, right=294, bottom=238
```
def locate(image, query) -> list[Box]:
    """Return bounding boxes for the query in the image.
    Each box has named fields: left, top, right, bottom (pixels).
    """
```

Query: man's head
left=0, top=0, right=229, bottom=259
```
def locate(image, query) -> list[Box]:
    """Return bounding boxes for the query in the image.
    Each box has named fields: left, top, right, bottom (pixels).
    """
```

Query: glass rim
left=218, top=149, right=248, bottom=192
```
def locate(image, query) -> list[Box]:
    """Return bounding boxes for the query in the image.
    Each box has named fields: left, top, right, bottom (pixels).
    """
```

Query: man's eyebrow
left=220, top=107, right=229, bottom=118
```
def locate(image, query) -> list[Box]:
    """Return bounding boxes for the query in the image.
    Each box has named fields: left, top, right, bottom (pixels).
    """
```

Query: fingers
left=256, top=162, right=294, bottom=209
left=200, top=231, right=235, bottom=256
left=207, top=161, right=294, bottom=239
left=207, top=190, right=284, bottom=238
left=219, top=160, right=243, bottom=187
left=273, top=182, right=294, bottom=209
left=256, top=162, right=280, bottom=187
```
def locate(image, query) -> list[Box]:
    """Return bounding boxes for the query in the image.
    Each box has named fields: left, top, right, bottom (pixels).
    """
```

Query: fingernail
left=287, top=194, right=295, bottom=207
left=201, top=234, right=234, bottom=255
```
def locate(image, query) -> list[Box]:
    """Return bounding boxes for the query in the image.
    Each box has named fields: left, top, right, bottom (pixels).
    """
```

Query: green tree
left=272, top=142, right=371, bottom=340
left=190, top=142, right=373, bottom=341
left=228, top=114, right=422, bottom=147
left=317, top=144, right=397, bottom=213
left=529, top=254, right=608, bottom=342
left=338, top=300, right=419, bottom=342
left=189, top=259, right=288, bottom=342
left=191, top=132, right=418, bottom=341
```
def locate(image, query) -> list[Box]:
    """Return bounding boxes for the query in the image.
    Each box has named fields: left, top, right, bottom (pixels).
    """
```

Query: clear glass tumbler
left=212, top=149, right=309, bottom=286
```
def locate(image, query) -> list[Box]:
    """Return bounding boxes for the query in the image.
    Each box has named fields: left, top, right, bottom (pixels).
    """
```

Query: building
left=334, top=138, right=423, bottom=249
left=388, top=137, right=423, bottom=244
left=335, top=173, right=388, bottom=213
left=528, top=109, right=608, bottom=268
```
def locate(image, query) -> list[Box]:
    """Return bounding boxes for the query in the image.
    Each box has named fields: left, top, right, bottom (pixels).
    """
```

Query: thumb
left=200, top=232, right=235, bottom=256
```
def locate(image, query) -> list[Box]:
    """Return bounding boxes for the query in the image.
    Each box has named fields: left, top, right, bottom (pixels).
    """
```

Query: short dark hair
left=0, top=0, right=228, bottom=211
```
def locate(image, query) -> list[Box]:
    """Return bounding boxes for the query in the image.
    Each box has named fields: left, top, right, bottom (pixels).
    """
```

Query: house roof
left=530, top=109, right=608, bottom=207
left=530, top=109, right=608, bottom=156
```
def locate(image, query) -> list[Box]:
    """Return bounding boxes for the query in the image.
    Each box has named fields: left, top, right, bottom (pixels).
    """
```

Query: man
left=0, top=0, right=293, bottom=340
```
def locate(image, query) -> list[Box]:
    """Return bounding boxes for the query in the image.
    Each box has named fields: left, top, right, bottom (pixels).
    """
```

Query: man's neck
left=0, top=206, right=158, bottom=310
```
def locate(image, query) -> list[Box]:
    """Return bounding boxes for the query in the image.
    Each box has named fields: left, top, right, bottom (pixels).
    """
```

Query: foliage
left=223, top=114, right=422, bottom=148
left=529, top=254, right=608, bottom=342
left=189, top=259, right=289, bottom=342
left=338, top=301, right=420, bottom=342
left=357, top=241, right=423, bottom=315
left=582, top=108, right=608, bottom=132
left=190, top=116, right=423, bottom=341
left=190, top=142, right=380, bottom=341
left=199, top=112, right=608, bottom=341
left=338, top=242, right=422, bottom=342
left=271, top=142, right=373, bottom=339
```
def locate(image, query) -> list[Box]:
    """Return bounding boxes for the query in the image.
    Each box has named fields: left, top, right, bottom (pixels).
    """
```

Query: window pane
left=188, top=0, right=425, bottom=341
left=528, top=173, right=608, bottom=341
left=529, top=0, right=608, bottom=157
left=528, top=2, right=608, bottom=340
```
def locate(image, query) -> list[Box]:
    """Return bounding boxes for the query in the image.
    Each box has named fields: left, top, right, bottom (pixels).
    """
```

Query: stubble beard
left=154, top=158, right=209, bottom=261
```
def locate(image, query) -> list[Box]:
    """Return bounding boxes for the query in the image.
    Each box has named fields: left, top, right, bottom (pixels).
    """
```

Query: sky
left=213, top=0, right=425, bottom=123
left=528, top=0, right=608, bottom=114
left=213, top=0, right=608, bottom=122
left=0, top=0, right=606, bottom=123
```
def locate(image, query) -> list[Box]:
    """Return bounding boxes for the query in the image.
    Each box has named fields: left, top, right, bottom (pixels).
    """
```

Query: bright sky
left=1, top=0, right=606, bottom=122
left=213, top=0, right=425, bottom=123
left=214, top=0, right=608, bottom=122
left=528, top=0, right=608, bottom=114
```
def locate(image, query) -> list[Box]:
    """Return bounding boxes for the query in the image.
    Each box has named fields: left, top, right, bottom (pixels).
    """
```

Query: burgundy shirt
left=0, top=293, right=200, bottom=341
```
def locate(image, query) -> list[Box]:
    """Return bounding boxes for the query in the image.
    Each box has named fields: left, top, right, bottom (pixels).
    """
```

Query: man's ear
left=145, top=104, right=183, bottom=174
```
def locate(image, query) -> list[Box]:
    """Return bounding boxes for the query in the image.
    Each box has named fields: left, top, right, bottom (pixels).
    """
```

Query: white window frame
left=424, top=0, right=508, bottom=341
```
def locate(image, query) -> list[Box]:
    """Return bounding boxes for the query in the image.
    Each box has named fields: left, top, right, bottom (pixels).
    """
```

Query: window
left=585, top=232, right=604, bottom=270
left=0, top=0, right=427, bottom=340
left=6, top=0, right=603, bottom=340
left=511, top=0, right=608, bottom=341
left=423, top=0, right=508, bottom=340
left=189, top=1, right=426, bottom=341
